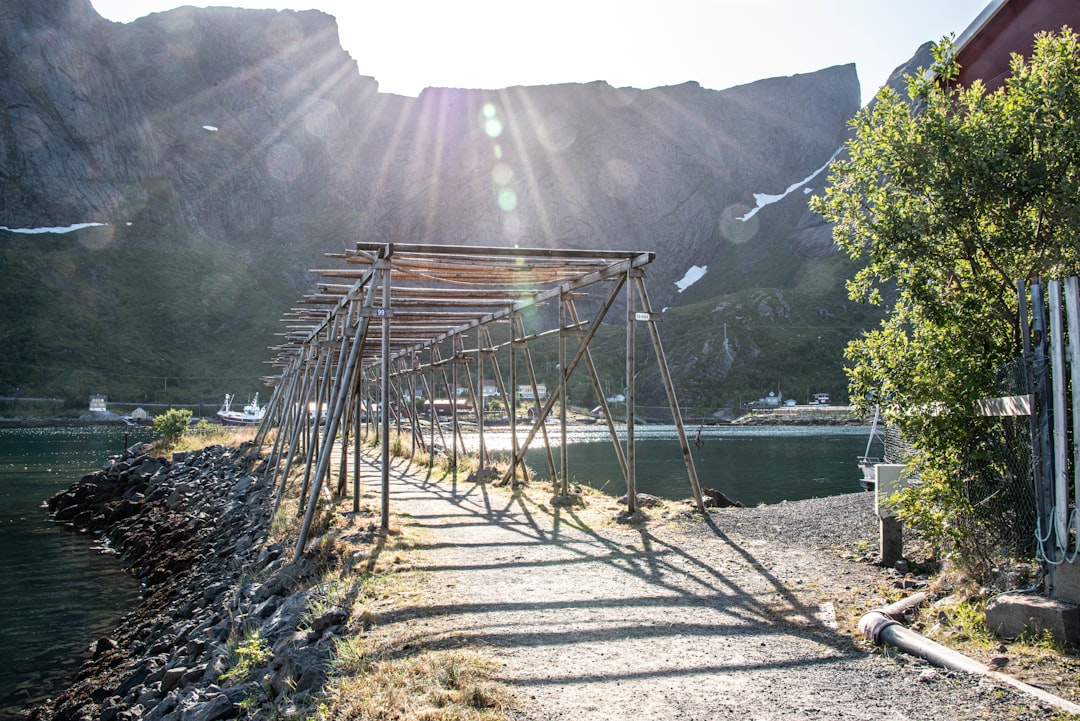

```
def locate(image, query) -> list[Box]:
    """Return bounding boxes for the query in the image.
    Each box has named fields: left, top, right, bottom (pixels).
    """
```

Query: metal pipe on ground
left=858, top=594, right=1080, bottom=716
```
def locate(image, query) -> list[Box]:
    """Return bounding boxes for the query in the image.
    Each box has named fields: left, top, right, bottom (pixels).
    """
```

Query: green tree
left=810, top=30, right=1080, bottom=565
left=153, top=407, right=193, bottom=445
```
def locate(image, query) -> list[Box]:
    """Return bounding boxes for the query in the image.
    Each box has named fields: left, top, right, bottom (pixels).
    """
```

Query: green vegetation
left=0, top=211, right=871, bottom=418
left=152, top=407, right=193, bottom=445
left=220, top=627, right=273, bottom=684
left=163, top=419, right=257, bottom=454
left=0, top=222, right=295, bottom=405
left=811, top=31, right=1080, bottom=574
left=317, top=648, right=510, bottom=721
left=656, top=281, right=876, bottom=411
left=509, top=274, right=877, bottom=418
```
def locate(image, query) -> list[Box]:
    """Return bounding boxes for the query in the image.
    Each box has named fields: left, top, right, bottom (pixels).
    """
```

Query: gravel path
left=372, top=458, right=1067, bottom=721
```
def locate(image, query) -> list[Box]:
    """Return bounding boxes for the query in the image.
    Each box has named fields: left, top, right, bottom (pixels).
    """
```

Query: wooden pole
left=558, top=295, right=569, bottom=496
left=477, top=334, right=487, bottom=468
left=565, top=292, right=628, bottom=480
left=298, top=335, right=336, bottom=513
left=353, top=384, right=361, bottom=513
left=521, top=317, right=559, bottom=485
left=1031, top=281, right=1058, bottom=571
left=380, top=259, right=392, bottom=531
left=880, top=516, right=903, bottom=567
left=428, top=348, right=438, bottom=455
left=631, top=274, right=705, bottom=511
left=509, top=317, right=521, bottom=485
left=295, top=271, right=380, bottom=561
left=272, top=350, right=319, bottom=517
left=625, top=269, right=637, bottom=513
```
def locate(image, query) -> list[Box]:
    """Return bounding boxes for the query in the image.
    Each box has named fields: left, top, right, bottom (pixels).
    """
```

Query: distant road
left=0, top=396, right=62, bottom=401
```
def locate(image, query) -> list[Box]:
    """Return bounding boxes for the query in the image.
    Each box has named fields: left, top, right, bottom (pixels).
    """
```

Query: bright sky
left=90, top=1, right=991, bottom=106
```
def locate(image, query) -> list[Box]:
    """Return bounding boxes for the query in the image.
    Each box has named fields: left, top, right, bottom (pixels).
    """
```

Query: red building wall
left=955, top=0, right=1080, bottom=91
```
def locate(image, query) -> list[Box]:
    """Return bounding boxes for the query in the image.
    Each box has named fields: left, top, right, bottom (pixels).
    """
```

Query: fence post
left=1029, top=281, right=1058, bottom=588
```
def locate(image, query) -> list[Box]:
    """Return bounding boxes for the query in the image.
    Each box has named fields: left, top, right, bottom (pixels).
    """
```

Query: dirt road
left=372, top=459, right=1070, bottom=721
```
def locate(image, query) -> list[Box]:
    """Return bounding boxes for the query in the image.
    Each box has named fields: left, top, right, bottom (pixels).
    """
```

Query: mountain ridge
left=0, top=0, right=922, bottom=412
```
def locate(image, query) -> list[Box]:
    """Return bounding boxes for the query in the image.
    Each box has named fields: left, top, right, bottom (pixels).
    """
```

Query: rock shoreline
left=30, top=443, right=357, bottom=721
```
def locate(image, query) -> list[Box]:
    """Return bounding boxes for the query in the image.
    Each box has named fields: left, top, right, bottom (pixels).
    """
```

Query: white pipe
left=859, top=601, right=1080, bottom=715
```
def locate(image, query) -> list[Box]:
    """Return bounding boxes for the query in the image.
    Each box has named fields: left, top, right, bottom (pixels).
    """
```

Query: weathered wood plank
left=974, top=395, right=1034, bottom=416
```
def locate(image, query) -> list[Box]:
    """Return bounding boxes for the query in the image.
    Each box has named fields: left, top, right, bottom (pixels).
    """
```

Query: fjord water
left=507, top=424, right=872, bottom=504
left=0, top=426, right=151, bottom=715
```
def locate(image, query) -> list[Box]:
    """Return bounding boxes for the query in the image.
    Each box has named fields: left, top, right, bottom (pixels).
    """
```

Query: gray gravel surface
left=376, top=460, right=1074, bottom=721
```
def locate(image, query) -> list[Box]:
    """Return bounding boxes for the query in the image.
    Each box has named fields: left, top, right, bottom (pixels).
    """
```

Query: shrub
left=152, top=407, right=192, bottom=444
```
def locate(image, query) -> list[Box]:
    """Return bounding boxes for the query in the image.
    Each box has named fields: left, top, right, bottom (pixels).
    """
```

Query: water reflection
left=461, top=425, right=871, bottom=505
left=0, top=427, right=149, bottom=713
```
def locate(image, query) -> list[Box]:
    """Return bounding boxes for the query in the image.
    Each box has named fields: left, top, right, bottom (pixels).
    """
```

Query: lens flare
left=497, top=188, right=518, bottom=211
left=599, top=158, right=638, bottom=199
left=538, top=112, right=577, bottom=153
left=76, top=224, right=115, bottom=250
left=266, top=143, right=303, bottom=183
left=502, top=212, right=525, bottom=243
left=719, top=204, right=758, bottom=244
left=481, top=103, right=503, bottom=138
left=600, top=84, right=636, bottom=109
left=303, top=97, right=339, bottom=138
left=491, top=162, right=514, bottom=186
left=266, top=14, right=304, bottom=49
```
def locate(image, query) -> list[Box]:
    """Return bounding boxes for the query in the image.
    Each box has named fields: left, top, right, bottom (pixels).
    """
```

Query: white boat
left=217, top=393, right=264, bottom=426
left=858, top=406, right=881, bottom=490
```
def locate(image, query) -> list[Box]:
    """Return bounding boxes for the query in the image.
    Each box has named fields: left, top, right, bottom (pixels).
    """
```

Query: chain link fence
left=882, top=355, right=1039, bottom=572
left=971, top=356, right=1039, bottom=561
left=882, top=424, right=916, bottom=468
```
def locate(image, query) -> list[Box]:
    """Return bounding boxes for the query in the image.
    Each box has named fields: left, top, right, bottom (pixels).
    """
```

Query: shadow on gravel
left=366, top=457, right=868, bottom=687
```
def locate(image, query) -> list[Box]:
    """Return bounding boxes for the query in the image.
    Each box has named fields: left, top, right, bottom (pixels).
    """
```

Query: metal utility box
left=875, top=464, right=910, bottom=519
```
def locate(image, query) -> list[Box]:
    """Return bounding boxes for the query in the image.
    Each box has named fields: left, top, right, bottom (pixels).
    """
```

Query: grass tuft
left=321, top=649, right=510, bottom=721
left=152, top=421, right=256, bottom=455
left=220, top=627, right=272, bottom=684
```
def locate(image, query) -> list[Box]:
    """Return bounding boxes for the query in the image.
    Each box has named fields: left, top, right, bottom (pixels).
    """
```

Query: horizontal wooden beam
left=975, top=394, right=1034, bottom=416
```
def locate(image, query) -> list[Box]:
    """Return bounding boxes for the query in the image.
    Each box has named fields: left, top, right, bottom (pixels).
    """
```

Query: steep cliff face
left=0, top=0, right=156, bottom=224
left=362, top=71, right=857, bottom=308
left=2, top=0, right=857, bottom=262
left=0, top=0, right=876, bottom=407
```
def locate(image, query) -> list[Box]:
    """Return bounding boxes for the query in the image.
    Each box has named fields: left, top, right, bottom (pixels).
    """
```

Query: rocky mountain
left=0, top=0, right=904, bottom=412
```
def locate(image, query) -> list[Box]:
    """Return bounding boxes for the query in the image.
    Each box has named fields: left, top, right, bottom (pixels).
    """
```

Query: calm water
left=0, top=426, right=152, bottom=717
left=474, top=424, right=874, bottom=505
